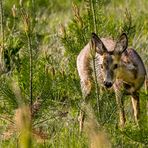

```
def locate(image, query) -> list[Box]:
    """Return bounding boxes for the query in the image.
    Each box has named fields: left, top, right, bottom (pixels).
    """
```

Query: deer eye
left=113, top=64, right=118, bottom=69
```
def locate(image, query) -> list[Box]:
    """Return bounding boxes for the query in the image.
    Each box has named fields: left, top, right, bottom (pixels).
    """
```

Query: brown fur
left=77, top=33, right=146, bottom=131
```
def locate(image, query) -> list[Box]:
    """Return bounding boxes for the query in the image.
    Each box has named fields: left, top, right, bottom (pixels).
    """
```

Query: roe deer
left=77, top=33, right=146, bottom=131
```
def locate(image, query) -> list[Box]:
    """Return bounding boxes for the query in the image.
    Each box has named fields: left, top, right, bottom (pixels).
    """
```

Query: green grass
left=0, top=0, right=148, bottom=147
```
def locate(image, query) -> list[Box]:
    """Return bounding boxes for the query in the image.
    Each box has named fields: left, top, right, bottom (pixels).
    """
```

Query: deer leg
left=131, top=92, right=140, bottom=125
left=114, top=88, right=126, bottom=128
left=78, top=79, right=92, bottom=132
left=116, top=96, right=126, bottom=128
left=78, top=109, right=85, bottom=133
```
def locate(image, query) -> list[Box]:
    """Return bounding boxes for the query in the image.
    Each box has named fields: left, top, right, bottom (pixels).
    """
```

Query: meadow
left=0, top=0, right=148, bottom=147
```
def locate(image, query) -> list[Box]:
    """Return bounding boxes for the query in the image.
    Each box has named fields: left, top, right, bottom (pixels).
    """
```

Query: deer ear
left=91, top=33, right=107, bottom=55
left=114, top=33, right=128, bottom=54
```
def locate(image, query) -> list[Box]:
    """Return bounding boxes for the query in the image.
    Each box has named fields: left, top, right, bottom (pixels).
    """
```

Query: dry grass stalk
left=2, top=105, right=48, bottom=144
left=14, top=105, right=32, bottom=147
left=84, top=104, right=111, bottom=148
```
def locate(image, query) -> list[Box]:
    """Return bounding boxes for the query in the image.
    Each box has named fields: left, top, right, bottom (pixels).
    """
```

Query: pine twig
left=90, top=0, right=97, bottom=33
left=20, top=6, right=33, bottom=115
left=0, top=115, right=14, bottom=124
left=90, top=0, right=101, bottom=120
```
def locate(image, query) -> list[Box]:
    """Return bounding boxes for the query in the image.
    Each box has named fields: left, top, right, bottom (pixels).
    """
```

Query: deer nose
left=104, top=81, right=112, bottom=88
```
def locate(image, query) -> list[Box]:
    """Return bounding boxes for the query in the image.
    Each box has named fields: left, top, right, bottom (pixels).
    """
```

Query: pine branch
left=27, top=31, right=33, bottom=111
left=90, top=0, right=97, bottom=33
left=89, top=0, right=101, bottom=120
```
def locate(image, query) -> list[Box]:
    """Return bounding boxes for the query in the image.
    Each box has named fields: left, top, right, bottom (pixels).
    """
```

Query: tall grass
left=0, top=0, right=148, bottom=147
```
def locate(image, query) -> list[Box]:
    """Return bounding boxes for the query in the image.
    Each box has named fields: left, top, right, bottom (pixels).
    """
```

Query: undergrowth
left=0, top=0, right=148, bottom=147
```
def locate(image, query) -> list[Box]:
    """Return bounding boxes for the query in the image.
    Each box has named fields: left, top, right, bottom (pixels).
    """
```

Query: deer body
left=77, top=33, right=146, bottom=130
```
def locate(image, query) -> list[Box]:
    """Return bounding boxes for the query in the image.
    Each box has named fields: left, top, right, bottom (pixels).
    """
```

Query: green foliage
left=60, top=0, right=148, bottom=147
left=0, top=0, right=148, bottom=147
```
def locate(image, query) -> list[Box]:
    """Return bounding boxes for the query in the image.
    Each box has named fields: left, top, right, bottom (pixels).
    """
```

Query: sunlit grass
left=0, top=0, right=148, bottom=147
